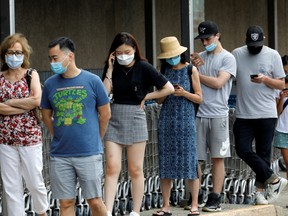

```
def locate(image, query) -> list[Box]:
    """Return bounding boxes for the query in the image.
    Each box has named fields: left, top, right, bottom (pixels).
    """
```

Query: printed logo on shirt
left=52, top=86, right=87, bottom=126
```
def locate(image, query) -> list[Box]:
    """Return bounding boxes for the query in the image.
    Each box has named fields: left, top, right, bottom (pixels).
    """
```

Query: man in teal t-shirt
left=41, top=37, right=110, bottom=216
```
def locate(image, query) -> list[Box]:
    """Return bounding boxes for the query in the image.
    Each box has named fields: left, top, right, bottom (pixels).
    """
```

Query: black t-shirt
left=112, top=60, right=168, bottom=105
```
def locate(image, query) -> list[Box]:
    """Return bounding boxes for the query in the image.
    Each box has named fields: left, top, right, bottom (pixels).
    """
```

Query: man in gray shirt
left=192, top=20, right=236, bottom=212
left=232, top=25, right=287, bottom=205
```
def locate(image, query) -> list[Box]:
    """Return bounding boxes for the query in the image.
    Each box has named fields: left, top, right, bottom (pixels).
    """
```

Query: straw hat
left=157, top=36, right=187, bottom=59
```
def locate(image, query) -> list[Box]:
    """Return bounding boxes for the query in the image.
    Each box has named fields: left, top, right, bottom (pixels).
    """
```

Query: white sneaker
left=255, top=191, right=268, bottom=205
left=107, top=211, right=112, bottom=216
left=129, top=211, right=140, bottom=216
left=267, top=177, right=288, bottom=203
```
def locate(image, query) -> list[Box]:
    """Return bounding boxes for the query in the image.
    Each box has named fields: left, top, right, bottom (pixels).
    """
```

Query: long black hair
left=102, top=32, right=146, bottom=80
left=282, top=55, right=288, bottom=66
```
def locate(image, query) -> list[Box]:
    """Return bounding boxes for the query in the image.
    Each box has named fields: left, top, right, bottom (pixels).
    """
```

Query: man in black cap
left=232, top=25, right=287, bottom=205
left=191, top=20, right=237, bottom=212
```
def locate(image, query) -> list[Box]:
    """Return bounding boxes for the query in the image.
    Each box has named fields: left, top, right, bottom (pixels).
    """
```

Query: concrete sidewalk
left=140, top=188, right=288, bottom=216
left=140, top=179, right=288, bottom=216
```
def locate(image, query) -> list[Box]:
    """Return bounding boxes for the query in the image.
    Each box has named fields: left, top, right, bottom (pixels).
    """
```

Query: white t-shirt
left=275, top=90, right=288, bottom=133
left=196, top=49, right=237, bottom=118
left=232, top=45, right=285, bottom=119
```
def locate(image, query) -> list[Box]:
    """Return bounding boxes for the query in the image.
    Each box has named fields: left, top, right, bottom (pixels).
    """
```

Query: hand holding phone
left=250, top=74, right=258, bottom=79
left=190, top=53, right=204, bottom=66
left=173, top=84, right=180, bottom=89
left=110, top=52, right=115, bottom=66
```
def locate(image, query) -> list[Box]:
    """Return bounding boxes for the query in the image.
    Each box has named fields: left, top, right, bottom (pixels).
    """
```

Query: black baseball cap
left=246, top=25, right=264, bottom=46
left=194, top=21, right=219, bottom=40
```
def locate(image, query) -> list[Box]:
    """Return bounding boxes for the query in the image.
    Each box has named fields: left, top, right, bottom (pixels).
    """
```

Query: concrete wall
left=199, top=0, right=288, bottom=56
left=15, top=0, right=139, bottom=71
left=277, top=0, right=288, bottom=56
left=14, top=0, right=182, bottom=72
left=12, top=0, right=288, bottom=72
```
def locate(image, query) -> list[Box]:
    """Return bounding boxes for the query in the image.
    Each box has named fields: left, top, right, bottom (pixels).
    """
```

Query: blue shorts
left=50, top=155, right=103, bottom=199
left=274, top=130, right=288, bottom=149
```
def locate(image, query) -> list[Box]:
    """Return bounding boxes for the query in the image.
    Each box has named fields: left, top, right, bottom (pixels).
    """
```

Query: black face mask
left=247, top=46, right=263, bottom=55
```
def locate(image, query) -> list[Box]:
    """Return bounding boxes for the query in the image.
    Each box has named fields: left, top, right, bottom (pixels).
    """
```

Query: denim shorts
left=50, top=154, right=103, bottom=199
left=274, top=130, right=288, bottom=149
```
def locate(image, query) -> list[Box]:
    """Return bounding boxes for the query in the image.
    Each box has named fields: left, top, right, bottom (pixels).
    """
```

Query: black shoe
left=202, top=193, right=221, bottom=212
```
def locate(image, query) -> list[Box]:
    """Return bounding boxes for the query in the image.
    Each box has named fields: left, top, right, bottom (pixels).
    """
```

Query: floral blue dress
left=158, top=65, right=198, bottom=179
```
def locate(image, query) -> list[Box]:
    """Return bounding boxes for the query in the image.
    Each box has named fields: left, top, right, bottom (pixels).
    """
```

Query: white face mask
left=116, top=54, right=134, bottom=66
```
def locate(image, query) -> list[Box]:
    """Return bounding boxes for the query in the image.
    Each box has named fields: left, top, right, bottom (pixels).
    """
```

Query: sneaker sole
left=202, top=207, right=221, bottom=212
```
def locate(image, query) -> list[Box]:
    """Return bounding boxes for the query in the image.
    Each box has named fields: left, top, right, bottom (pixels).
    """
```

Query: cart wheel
left=119, top=199, right=127, bottom=215
left=157, top=193, right=163, bottom=208
left=170, top=190, right=178, bottom=206
left=75, top=206, right=82, bottom=216
left=126, top=198, right=133, bottom=213
left=112, top=199, right=119, bottom=216
left=152, top=192, right=158, bottom=208
left=145, top=193, right=152, bottom=210
left=53, top=211, right=59, bottom=216
left=244, top=196, right=253, bottom=205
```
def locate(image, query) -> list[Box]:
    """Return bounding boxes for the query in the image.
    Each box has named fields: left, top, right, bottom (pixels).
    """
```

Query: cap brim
left=246, top=40, right=264, bottom=46
left=194, top=34, right=213, bottom=40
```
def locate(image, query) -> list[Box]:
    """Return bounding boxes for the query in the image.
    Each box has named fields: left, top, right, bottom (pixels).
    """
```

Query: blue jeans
left=233, top=118, right=278, bottom=188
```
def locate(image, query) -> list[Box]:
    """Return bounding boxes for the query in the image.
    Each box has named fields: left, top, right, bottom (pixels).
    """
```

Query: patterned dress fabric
left=158, top=65, right=198, bottom=179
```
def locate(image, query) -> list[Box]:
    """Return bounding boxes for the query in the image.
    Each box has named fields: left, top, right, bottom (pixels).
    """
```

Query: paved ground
left=140, top=187, right=288, bottom=216
left=139, top=171, right=288, bottom=216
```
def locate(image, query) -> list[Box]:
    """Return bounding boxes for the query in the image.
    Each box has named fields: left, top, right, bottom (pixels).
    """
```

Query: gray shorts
left=50, top=155, right=103, bottom=199
left=196, top=117, right=231, bottom=160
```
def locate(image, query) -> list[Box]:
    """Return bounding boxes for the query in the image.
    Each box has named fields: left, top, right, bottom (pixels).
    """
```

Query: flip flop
left=152, top=210, right=172, bottom=216
left=187, top=209, right=200, bottom=216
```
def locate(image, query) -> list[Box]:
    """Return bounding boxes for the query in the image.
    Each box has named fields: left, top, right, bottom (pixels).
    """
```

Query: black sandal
left=187, top=209, right=200, bottom=216
left=152, top=210, right=172, bottom=216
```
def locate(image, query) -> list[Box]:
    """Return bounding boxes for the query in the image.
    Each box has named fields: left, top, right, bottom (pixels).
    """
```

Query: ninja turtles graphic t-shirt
left=41, top=70, right=110, bottom=157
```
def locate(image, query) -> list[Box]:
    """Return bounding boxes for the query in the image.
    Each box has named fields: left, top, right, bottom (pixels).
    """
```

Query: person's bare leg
left=159, top=179, right=172, bottom=213
left=59, top=199, right=75, bottom=216
left=87, top=197, right=107, bottom=216
left=211, top=158, right=225, bottom=194
left=104, top=141, right=123, bottom=213
left=188, top=178, right=199, bottom=212
left=126, top=142, right=146, bottom=214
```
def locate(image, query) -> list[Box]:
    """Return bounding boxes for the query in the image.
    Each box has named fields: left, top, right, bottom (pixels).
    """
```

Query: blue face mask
left=5, top=55, right=24, bottom=69
left=166, top=55, right=181, bottom=66
left=50, top=56, right=69, bottom=74
left=205, top=42, right=217, bottom=52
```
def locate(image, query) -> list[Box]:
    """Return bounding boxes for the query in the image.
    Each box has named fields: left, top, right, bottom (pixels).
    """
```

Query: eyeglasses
left=6, top=50, right=24, bottom=57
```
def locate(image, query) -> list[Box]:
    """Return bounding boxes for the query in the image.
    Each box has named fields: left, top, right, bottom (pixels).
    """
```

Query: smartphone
left=173, top=84, right=180, bottom=89
left=250, top=74, right=258, bottom=78
left=190, top=53, right=204, bottom=66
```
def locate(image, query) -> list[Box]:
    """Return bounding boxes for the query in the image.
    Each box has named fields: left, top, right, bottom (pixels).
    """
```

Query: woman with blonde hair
left=0, top=33, right=48, bottom=216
